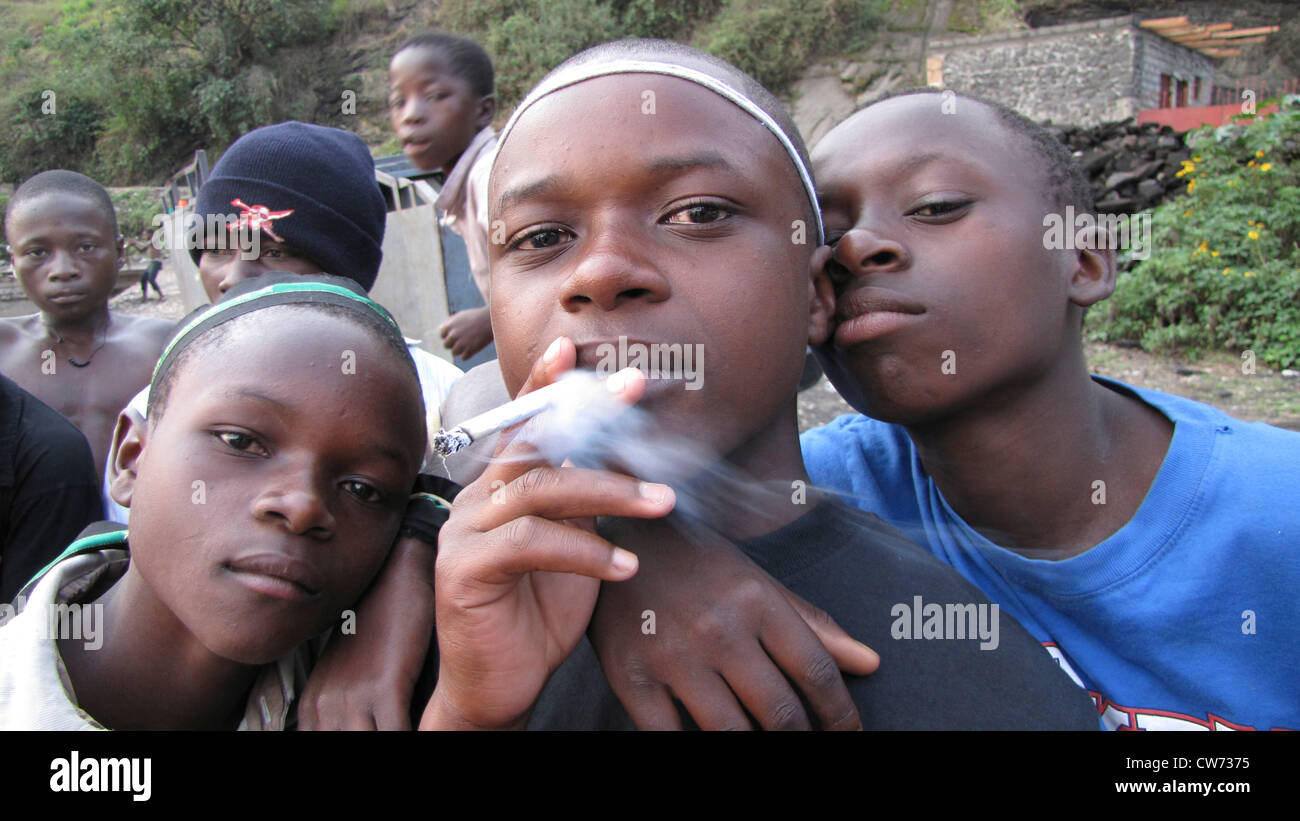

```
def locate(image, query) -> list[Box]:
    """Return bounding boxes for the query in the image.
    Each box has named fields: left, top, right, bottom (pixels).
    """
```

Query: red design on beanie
left=231, top=199, right=295, bottom=243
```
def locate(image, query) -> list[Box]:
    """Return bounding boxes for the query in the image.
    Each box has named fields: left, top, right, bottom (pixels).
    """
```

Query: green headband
left=150, top=279, right=402, bottom=399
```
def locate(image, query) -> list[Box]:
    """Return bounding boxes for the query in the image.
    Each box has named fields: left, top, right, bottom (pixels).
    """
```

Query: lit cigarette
left=432, top=371, right=607, bottom=457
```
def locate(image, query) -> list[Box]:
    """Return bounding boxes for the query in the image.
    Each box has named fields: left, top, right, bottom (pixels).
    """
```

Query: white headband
left=495, top=57, right=824, bottom=244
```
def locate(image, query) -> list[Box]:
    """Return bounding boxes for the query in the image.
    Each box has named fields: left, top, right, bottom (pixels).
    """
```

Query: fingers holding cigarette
left=433, top=337, right=644, bottom=458
left=423, top=339, right=671, bottom=730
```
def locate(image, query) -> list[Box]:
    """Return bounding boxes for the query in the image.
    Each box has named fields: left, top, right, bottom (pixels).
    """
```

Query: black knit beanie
left=192, top=122, right=386, bottom=291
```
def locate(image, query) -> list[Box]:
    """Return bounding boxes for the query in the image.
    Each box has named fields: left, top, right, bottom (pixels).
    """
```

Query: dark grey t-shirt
left=527, top=500, right=1100, bottom=730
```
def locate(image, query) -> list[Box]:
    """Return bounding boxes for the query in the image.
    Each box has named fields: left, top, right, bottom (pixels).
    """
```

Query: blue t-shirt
left=800, top=377, right=1300, bottom=731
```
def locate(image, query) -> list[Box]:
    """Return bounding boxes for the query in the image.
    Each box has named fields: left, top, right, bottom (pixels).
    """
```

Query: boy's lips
left=573, top=338, right=660, bottom=367
left=401, top=135, right=434, bottom=154
left=573, top=339, right=699, bottom=401
left=224, top=553, right=324, bottom=602
left=46, top=290, right=88, bottom=305
left=834, top=287, right=926, bottom=346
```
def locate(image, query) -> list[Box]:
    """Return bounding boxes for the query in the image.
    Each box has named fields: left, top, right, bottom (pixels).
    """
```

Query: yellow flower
left=1193, top=156, right=1203, bottom=162
left=1255, top=150, right=1265, bottom=158
left=1188, top=179, right=1197, bottom=192
left=1212, top=251, right=1220, bottom=257
left=1249, top=220, right=1256, bottom=226
left=1184, top=209, right=1194, bottom=217
left=1195, top=240, right=1209, bottom=253
left=1223, top=268, right=1232, bottom=275
left=1248, top=160, right=1256, bottom=167
left=1227, top=180, right=1235, bottom=186
left=1260, top=163, right=1272, bottom=172
left=1244, top=271, right=1256, bottom=277
left=1249, top=231, right=1260, bottom=240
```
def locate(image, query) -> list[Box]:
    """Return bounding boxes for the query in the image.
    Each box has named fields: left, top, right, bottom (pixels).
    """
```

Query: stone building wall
left=788, top=12, right=1228, bottom=147
left=1133, top=28, right=1216, bottom=109
left=928, top=16, right=1140, bottom=126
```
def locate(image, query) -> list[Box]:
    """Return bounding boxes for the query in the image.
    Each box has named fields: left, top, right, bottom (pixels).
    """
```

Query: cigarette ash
left=432, top=427, right=473, bottom=457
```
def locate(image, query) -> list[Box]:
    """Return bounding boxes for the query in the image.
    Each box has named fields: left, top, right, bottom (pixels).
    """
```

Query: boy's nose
left=216, top=255, right=266, bottom=294
left=46, top=248, right=82, bottom=281
left=250, top=471, right=337, bottom=539
left=562, top=231, right=670, bottom=312
left=400, top=97, right=428, bottom=125
left=833, top=226, right=911, bottom=276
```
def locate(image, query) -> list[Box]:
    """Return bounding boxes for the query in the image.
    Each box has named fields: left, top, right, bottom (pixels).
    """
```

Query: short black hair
left=396, top=32, right=495, bottom=99
left=859, top=88, right=1095, bottom=214
left=5, top=169, right=120, bottom=239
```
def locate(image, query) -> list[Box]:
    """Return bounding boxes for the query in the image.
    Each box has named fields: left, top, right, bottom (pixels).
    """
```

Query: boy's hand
left=298, top=535, right=436, bottom=730
left=590, top=528, right=879, bottom=730
left=420, top=340, right=675, bottom=730
left=438, top=306, right=493, bottom=360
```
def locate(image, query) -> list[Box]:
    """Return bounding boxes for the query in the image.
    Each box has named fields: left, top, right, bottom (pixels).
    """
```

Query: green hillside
left=1, top=0, right=1295, bottom=185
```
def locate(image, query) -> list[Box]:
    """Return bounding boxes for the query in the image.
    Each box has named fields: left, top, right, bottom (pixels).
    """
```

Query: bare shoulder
left=111, top=313, right=175, bottom=352
left=0, top=316, right=40, bottom=361
left=0, top=314, right=34, bottom=342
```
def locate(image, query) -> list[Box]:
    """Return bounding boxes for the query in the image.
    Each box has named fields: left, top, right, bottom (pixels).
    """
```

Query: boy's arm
left=298, top=534, right=436, bottom=730
left=589, top=531, right=878, bottom=730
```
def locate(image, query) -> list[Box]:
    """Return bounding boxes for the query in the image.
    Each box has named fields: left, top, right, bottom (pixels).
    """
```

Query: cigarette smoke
left=498, top=371, right=795, bottom=536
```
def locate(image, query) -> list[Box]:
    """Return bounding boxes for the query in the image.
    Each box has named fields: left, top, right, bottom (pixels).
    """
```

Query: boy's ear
left=108, top=409, right=148, bottom=510
left=1067, top=226, right=1117, bottom=308
left=807, top=246, right=837, bottom=346
left=113, top=234, right=126, bottom=271
left=475, top=95, right=497, bottom=130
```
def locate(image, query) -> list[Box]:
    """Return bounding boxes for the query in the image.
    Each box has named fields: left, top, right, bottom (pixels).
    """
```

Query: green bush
left=452, top=0, right=622, bottom=107
left=1088, top=96, right=1300, bottom=369
left=110, top=188, right=162, bottom=239
left=439, top=0, right=885, bottom=109
left=615, top=0, right=721, bottom=40
left=0, top=90, right=105, bottom=183
left=698, top=0, right=884, bottom=91
left=5, top=0, right=346, bottom=185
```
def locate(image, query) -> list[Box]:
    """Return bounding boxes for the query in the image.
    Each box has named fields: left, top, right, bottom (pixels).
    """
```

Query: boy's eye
left=909, top=200, right=971, bottom=219
left=664, top=203, right=731, bottom=225
left=214, top=431, right=269, bottom=456
left=341, top=480, right=382, bottom=503
left=511, top=227, right=572, bottom=251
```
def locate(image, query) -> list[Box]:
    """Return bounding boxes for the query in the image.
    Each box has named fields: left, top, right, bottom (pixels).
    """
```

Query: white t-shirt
left=0, top=534, right=307, bottom=731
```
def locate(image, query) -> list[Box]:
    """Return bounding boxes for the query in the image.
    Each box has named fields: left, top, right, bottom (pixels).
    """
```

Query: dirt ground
left=104, top=263, right=1300, bottom=433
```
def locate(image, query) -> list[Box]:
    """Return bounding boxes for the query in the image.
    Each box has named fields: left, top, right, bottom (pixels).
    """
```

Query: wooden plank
left=1140, top=16, right=1190, bottom=29
left=1211, top=26, right=1280, bottom=39
left=1163, top=26, right=1212, bottom=39
left=1199, top=48, right=1243, bottom=58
